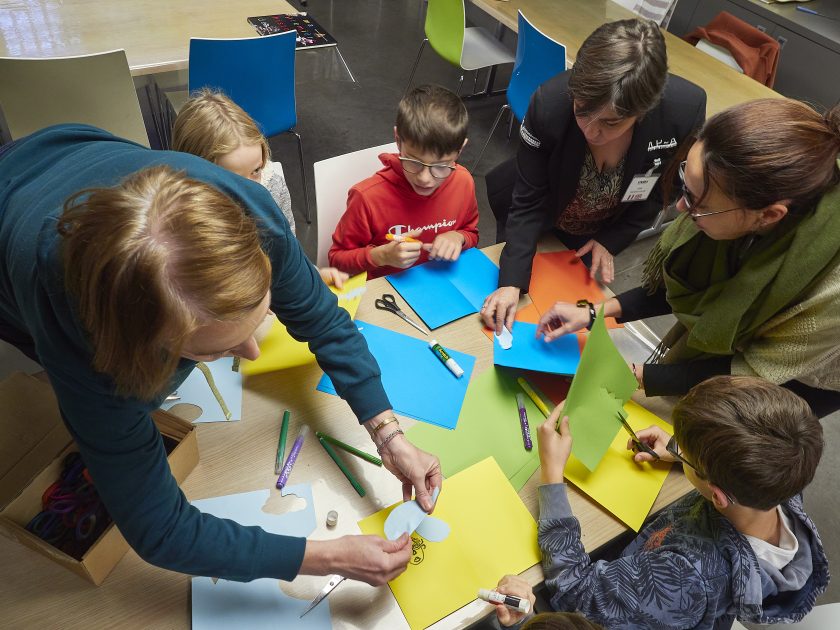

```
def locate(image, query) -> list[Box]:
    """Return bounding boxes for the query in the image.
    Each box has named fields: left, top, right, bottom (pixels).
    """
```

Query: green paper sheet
left=562, top=308, right=638, bottom=471
left=407, top=368, right=542, bottom=490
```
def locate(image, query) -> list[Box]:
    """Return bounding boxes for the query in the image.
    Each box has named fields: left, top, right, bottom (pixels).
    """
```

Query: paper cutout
left=495, top=326, right=513, bottom=350
left=493, top=321, right=581, bottom=376
left=317, top=321, right=476, bottom=429
left=383, top=487, right=449, bottom=542
left=191, top=484, right=327, bottom=629
left=565, top=401, right=673, bottom=531
left=161, top=357, right=242, bottom=423
left=406, top=369, right=543, bottom=491
left=562, top=309, right=638, bottom=471
left=241, top=272, right=367, bottom=375
left=359, top=457, right=539, bottom=630
left=386, top=249, right=499, bottom=329
left=529, top=251, right=621, bottom=328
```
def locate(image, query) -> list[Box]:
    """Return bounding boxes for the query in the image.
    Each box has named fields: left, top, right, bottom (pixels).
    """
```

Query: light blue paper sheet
left=191, top=484, right=327, bottom=629
left=316, top=321, right=476, bottom=429
left=383, top=487, right=449, bottom=542
left=493, top=321, right=581, bottom=376
left=161, top=356, right=243, bottom=423
left=386, top=249, right=499, bottom=329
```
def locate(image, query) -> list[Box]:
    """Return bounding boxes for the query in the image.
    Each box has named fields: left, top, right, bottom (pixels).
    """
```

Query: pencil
left=275, top=410, right=290, bottom=475
left=517, top=377, right=551, bottom=418
left=319, top=437, right=366, bottom=497
left=315, top=431, right=382, bottom=466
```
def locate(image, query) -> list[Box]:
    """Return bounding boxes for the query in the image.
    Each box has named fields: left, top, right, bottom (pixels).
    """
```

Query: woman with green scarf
left=536, top=98, right=840, bottom=416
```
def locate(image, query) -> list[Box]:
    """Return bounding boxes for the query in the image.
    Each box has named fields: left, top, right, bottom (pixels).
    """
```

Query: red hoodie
left=328, top=153, right=479, bottom=279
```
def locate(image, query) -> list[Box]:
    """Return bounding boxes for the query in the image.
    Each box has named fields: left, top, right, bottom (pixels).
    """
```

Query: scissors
left=374, top=293, right=428, bottom=336
left=616, top=411, right=659, bottom=460
left=300, top=575, right=346, bottom=618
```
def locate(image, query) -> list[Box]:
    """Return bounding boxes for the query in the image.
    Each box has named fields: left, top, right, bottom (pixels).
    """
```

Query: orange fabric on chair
left=685, top=11, right=780, bottom=88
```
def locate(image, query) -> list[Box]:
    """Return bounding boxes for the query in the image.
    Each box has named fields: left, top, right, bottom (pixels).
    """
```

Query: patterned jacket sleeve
left=539, top=484, right=709, bottom=629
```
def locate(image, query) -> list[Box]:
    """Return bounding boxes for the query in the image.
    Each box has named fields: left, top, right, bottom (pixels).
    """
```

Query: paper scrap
left=383, top=487, right=449, bottom=542
left=495, top=325, right=513, bottom=350
left=161, top=356, right=242, bottom=423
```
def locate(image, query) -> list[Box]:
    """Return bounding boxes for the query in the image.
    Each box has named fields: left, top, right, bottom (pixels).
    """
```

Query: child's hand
left=492, top=575, right=535, bottom=627
left=371, top=230, right=423, bottom=269
left=538, top=407, right=573, bottom=484
left=424, top=231, right=465, bottom=261
left=318, top=267, right=349, bottom=289
left=628, top=425, right=675, bottom=463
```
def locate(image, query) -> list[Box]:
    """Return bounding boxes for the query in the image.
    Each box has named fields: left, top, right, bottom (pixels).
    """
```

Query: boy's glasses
left=666, top=436, right=738, bottom=505
left=399, top=157, right=456, bottom=180
left=678, top=161, right=743, bottom=220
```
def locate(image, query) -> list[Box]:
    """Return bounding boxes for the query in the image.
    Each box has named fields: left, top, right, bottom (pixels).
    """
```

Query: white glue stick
left=478, top=589, right=531, bottom=613
left=429, top=340, right=464, bottom=378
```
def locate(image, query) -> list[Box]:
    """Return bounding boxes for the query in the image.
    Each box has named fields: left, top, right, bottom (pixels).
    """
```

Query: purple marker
left=276, top=424, right=309, bottom=489
left=515, top=394, right=533, bottom=451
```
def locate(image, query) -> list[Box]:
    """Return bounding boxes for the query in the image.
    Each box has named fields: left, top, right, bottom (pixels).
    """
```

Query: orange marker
left=386, top=233, right=421, bottom=243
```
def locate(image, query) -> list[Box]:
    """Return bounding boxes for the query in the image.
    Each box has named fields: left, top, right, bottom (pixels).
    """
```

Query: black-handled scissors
left=374, top=293, right=428, bottom=335
left=616, top=411, right=659, bottom=460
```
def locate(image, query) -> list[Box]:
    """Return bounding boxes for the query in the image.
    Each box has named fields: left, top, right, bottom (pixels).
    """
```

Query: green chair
left=405, top=0, right=514, bottom=96
left=0, top=50, right=148, bottom=146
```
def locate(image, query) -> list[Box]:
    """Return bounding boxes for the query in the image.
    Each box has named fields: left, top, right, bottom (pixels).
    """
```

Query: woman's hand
left=492, top=574, right=536, bottom=627
left=627, top=425, right=675, bottom=464
left=538, top=408, right=573, bottom=484
left=481, top=286, right=521, bottom=335
left=299, top=534, right=412, bottom=586
left=576, top=239, right=614, bottom=284
left=535, top=302, right=591, bottom=341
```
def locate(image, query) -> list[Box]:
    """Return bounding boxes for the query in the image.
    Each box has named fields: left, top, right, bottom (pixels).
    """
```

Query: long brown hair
left=58, top=165, right=271, bottom=400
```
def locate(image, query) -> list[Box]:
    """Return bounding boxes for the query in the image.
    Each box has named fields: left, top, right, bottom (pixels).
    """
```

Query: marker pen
left=429, top=340, right=464, bottom=378
left=477, top=589, right=531, bottom=613
left=276, top=424, right=309, bottom=489
left=515, top=393, right=533, bottom=450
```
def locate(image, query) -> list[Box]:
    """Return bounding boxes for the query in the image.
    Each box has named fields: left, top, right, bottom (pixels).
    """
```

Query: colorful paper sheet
left=241, top=272, right=367, bottom=375
left=316, top=321, right=476, bottom=429
left=565, top=401, right=673, bottom=531
left=386, top=248, right=499, bottom=329
left=493, top=321, right=581, bottom=376
left=562, top=309, right=639, bottom=471
left=529, top=250, right=622, bottom=328
left=358, top=457, right=540, bottom=630
left=406, top=369, right=543, bottom=490
left=161, top=357, right=242, bottom=423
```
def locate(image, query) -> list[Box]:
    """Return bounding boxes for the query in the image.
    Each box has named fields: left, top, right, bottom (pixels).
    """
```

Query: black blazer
left=496, top=71, right=707, bottom=290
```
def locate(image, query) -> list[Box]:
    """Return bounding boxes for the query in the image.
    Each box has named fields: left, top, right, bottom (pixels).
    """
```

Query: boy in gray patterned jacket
left=493, top=376, right=828, bottom=630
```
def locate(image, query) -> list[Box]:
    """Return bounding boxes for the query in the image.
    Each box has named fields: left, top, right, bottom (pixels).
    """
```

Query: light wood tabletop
left=0, top=0, right=296, bottom=76
left=0, top=240, right=692, bottom=629
left=470, top=0, right=782, bottom=114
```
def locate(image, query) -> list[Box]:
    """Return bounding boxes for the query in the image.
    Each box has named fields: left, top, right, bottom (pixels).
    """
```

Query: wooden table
left=0, top=0, right=296, bottom=76
left=0, top=241, right=691, bottom=629
left=470, top=0, right=781, bottom=115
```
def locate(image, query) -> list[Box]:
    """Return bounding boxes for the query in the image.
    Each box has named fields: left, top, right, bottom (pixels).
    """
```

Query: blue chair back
left=508, top=11, right=566, bottom=122
left=189, top=31, right=297, bottom=137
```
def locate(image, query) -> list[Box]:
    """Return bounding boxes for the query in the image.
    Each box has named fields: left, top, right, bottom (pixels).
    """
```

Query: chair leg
left=471, top=69, right=479, bottom=96
left=288, top=130, right=311, bottom=224
left=404, top=38, right=428, bottom=96
left=507, top=110, right=515, bottom=139
left=471, top=104, right=509, bottom=174
left=455, top=74, right=464, bottom=97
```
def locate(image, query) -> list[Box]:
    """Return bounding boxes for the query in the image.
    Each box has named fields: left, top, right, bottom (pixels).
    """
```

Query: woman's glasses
left=399, top=157, right=456, bottom=180
left=666, top=436, right=738, bottom=505
left=678, top=161, right=744, bottom=219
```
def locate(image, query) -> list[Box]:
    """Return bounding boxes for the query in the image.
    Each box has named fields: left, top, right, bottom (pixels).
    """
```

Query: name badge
left=621, top=174, right=660, bottom=203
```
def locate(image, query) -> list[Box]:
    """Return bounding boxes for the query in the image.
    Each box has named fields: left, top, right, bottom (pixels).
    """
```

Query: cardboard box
left=0, top=372, right=199, bottom=585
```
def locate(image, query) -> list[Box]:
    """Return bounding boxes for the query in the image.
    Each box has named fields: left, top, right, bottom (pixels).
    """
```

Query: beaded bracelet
left=376, top=429, right=404, bottom=455
left=372, top=416, right=399, bottom=434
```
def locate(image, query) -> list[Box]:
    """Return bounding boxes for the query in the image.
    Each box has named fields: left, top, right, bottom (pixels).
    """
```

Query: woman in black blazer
left=482, top=18, right=706, bottom=334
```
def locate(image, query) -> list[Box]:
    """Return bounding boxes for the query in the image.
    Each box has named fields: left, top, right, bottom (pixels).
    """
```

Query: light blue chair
left=189, top=31, right=311, bottom=223
left=472, top=11, right=566, bottom=172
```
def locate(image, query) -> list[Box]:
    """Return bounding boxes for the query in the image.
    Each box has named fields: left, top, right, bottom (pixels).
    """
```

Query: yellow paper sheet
left=564, top=400, right=674, bottom=531
left=358, top=457, right=540, bottom=630
left=241, top=272, right=366, bottom=375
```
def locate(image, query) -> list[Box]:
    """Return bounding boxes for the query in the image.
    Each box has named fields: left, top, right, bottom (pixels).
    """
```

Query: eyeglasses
left=666, top=436, right=738, bottom=505
left=678, top=161, right=744, bottom=220
left=398, top=157, right=457, bottom=180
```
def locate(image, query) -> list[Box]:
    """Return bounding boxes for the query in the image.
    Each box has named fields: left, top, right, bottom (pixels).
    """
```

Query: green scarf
left=642, top=181, right=840, bottom=361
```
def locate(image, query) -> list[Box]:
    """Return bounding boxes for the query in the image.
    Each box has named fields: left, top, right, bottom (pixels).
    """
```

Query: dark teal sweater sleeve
left=0, top=124, right=389, bottom=580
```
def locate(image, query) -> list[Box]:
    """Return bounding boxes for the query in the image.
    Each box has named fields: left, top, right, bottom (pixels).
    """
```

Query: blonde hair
left=172, top=88, right=270, bottom=167
left=58, top=165, right=272, bottom=401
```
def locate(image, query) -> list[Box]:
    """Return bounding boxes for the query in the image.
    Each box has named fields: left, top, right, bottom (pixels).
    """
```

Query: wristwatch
left=576, top=299, right=596, bottom=330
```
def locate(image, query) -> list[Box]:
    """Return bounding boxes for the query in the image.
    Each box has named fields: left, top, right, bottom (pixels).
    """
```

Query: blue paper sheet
left=493, top=321, right=581, bottom=376
left=161, top=356, right=243, bottom=423
left=191, top=484, right=328, bottom=629
left=317, top=321, right=476, bottom=429
left=386, top=248, right=499, bottom=329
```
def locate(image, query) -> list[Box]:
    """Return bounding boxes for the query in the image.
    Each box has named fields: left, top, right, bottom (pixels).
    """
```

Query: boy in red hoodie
left=329, top=85, right=479, bottom=279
